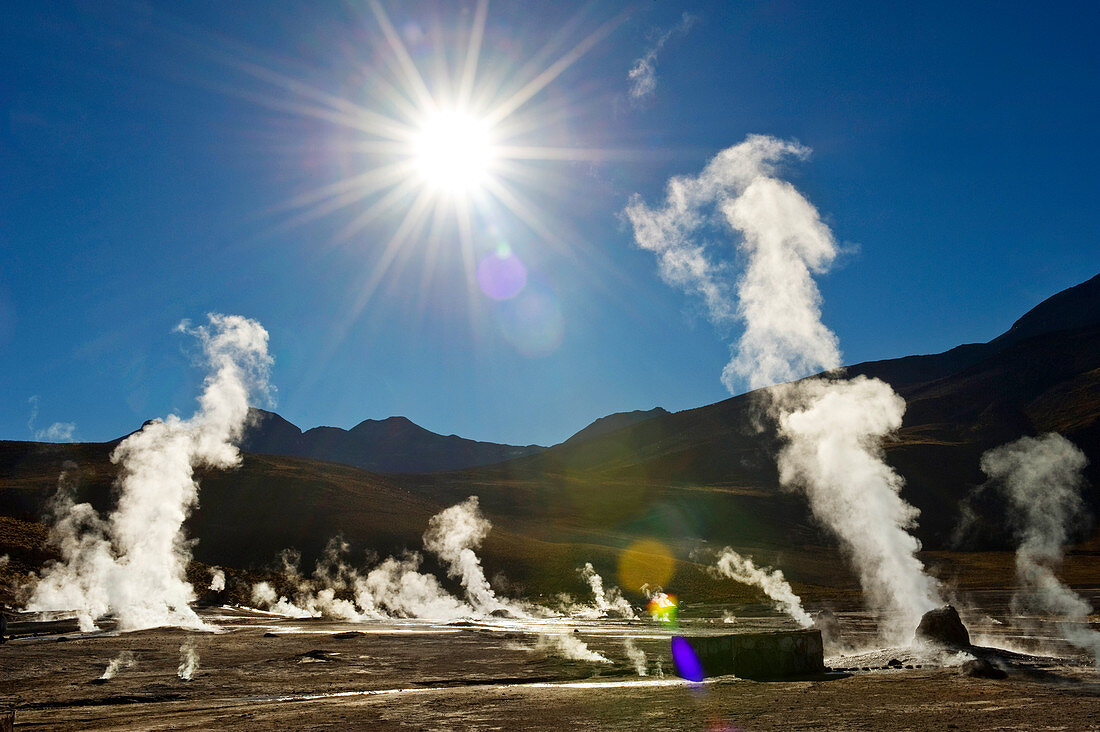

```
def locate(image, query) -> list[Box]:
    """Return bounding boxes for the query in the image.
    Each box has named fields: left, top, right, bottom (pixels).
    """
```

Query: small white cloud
left=628, top=13, right=699, bottom=103
left=37, top=422, right=77, bottom=442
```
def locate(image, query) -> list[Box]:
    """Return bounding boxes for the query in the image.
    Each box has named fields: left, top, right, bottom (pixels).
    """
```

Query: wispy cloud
left=37, top=422, right=77, bottom=442
left=628, top=12, right=699, bottom=103
left=27, top=395, right=77, bottom=442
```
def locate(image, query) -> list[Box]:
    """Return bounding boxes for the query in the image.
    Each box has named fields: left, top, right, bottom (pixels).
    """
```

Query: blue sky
left=2, top=1, right=1098, bottom=447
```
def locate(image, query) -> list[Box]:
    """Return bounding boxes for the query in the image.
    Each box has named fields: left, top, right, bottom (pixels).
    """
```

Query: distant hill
left=238, top=410, right=545, bottom=474
left=462, top=273, right=1100, bottom=551
left=2, top=273, right=1099, bottom=601
left=563, top=407, right=669, bottom=445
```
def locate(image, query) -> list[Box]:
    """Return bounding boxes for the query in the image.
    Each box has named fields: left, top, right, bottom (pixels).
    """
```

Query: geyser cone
left=915, top=605, right=971, bottom=649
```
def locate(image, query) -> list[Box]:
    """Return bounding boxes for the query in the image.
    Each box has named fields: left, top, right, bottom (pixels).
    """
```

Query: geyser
left=625, top=135, right=942, bottom=642
left=710, top=548, right=812, bottom=628
left=26, top=314, right=272, bottom=631
left=981, top=433, right=1099, bottom=661
left=251, top=496, right=527, bottom=621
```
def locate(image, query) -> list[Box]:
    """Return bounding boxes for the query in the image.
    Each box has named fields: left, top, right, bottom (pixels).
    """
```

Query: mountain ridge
left=2, top=272, right=1098, bottom=599
left=239, top=409, right=546, bottom=474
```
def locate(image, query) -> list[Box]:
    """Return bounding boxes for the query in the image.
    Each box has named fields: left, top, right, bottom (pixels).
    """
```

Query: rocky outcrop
left=915, top=605, right=971, bottom=648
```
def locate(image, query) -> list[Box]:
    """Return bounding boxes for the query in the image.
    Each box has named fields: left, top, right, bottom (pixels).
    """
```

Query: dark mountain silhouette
left=563, top=407, right=669, bottom=445
left=2, top=273, right=1099, bottom=600
left=846, top=272, right=1100, bottom=389
left=458, top=273, right=1100, bottom=552
left=239, top=410, right=545, bottom=474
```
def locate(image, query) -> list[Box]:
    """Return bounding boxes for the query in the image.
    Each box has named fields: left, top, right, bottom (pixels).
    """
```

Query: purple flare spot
left=477, top=251, right=527, bottom=300
left=671, top=636, right=705, bottom=682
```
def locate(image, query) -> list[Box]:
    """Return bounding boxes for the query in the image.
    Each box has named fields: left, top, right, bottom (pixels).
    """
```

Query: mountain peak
left=239, top=411, right=542, bottom=473
left=564, top=407, right=670, bottom=445
left=990, top=272, right=1100, bottom=349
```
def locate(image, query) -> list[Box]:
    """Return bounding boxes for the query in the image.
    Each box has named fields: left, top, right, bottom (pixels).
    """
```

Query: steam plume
left=776, top=377, right=940, bottom=640
left=250, top=497, right=524, bottom=621
left=177, top=640, right=199, bottom=680
left=711, top=548, right=812, bottom=628
left=535, top=633, right=611, bottom=663
left=577, top=563, right=635, bottom=619
left=99, top=651, right=135, bottom=680
left=423, top=496, right=523, bottom=616
left=623, top=638, right=648, bottom=676
left=623, top=134, right=837, bottom=388
left=27, top=314, right=272, bottom=631
left=208, top=568, right=225, bottom=592
left=626, top=136, right=941, bottom=642
left=981, top=433, right=1099, bottom=660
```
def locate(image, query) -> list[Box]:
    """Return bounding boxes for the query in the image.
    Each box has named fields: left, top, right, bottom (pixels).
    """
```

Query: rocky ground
left=2, top=602, right=1099, bottom=731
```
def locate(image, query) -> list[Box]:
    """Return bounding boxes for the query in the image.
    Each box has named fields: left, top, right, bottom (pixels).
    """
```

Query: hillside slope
left=239, top=410, right=544, bottom=473
left=2, top=273, right=1098, bottom=602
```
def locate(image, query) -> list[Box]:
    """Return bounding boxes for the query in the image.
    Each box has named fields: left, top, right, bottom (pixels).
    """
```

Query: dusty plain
left=4, top=594, right=1100, bottom=731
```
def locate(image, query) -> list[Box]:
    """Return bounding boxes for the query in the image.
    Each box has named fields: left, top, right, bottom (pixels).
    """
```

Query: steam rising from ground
left=423, top=497, right=523, bottom=616
left=711, top=548, right=812, bottom=628
left=250, top=498, right=527, bottom=621
left=623, top=638, right=648, bottom=675
left=776, top=377, right=941, bottom=640
left=26, top=314, right=272, bottom=632
left=99, top=651, right=135, bottom=680
left=178, top=640, right=199, bottom=680
left=577, top=563, right=635, bottom=619
left=534, top=633, right=611, bottom=663
left=626, top=135, right=941, bottom=642
left=981, top=433, right=1099, bottom=660
left=208, top=568, right=225, bottom=592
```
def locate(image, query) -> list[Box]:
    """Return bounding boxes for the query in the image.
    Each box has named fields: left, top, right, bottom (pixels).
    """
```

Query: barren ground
left=4, top=595, right=1100, bottom=731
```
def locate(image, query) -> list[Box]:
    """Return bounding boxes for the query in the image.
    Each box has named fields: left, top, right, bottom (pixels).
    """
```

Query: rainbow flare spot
left=647, top=592, right=678, bottom=627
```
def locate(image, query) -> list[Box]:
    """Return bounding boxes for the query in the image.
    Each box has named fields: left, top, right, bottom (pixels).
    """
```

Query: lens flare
left=496, top=284, right=563, bottom=358
left=671, top=636, right=706, bottom=682
left=617, top=538, right=675, bottom=594
left=648, top=592, right=678, bottom=627
left=477, top=247, right=527, bottom=300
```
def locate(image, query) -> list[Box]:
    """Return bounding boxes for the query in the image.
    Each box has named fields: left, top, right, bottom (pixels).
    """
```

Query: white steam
left=626, top=135, right=941, bottom=642
left=208, top=568, right=225, bottom=593
left=26, top=314, right=272, bottom=632
left=422, top=496, right=521, bottom=616
left=177, top=640, right=199, bottom=680
left=535, top=632, right=611, bottom=663
left=576, top=563, right=635, bottom=619
left=99, top=651, right=135, bottom=680
left=250, top=497, right=525, bottom=621
left=776, top=377, right=941, bottom=640
left=711, top=548, right=812, bottom=628
left=623, top=638, right=648, bottom=676
left=27, top=395, right=77, bottom=442
left=981, top=433, right=1099, bottom=661
left=623, top=134, right=836, bottom=386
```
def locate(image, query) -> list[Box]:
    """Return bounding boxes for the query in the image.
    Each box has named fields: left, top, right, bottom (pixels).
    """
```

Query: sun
left=411, top=109, right=495, bottom=195
left=233, top=1, right=630, bottom=320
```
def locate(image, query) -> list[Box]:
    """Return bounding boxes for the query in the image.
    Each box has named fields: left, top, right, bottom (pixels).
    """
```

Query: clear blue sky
left=2, top=1, right=1098, bottom=446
